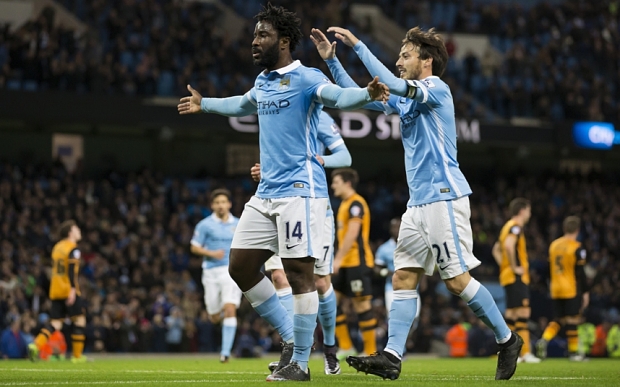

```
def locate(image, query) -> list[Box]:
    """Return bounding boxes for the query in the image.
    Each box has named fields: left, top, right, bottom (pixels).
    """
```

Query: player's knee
left=72, top=315, right=86, bottom=327
left=352, top=297, right=372, bottom=314
left=50, top=319, right=63, bottom=331
left=444, top=272, right=471, bottom=295
left=271, top=269, right=289, bottom=289
left=392, top=268, right=422, bottom=290
left=209, top=314, right=222, bottom=324
left=314, top=275, right=330, bottom=294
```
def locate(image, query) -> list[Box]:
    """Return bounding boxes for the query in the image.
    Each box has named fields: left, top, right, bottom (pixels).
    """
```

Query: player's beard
left=410, top=61, right=423, bottom=80
left=254, top=41, right=280, bottom=69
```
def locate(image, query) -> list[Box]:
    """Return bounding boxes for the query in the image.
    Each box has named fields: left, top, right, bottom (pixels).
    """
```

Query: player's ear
left=425, top=57, right=433, bottom=68
left=280, top=36, right=290, bottom=50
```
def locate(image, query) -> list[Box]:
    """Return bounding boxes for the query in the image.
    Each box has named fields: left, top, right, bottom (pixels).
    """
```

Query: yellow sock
left=542, top=321, right=561, bottom=342
left=566, top=324, right=578, bottom=354
left=516, top=318, right=530, bottom=356
left=71, top=329, right=85, bottom=359
left=34, top=328, right=52, bottom=349
left=335, top=314, right=353, bottom=351
left=359, top=319, right=377, bottom=354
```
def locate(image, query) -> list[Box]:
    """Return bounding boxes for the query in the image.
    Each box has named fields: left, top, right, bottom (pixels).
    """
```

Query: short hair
left=331, top=168, right=359, bottom=190
left=563, top=216, right=581, bottom=234
left=508, top=198, right=531, bottom=217
left=402, top=27, right=449, bottom=77
left=255, top=3, right=302, bottom=52
left=210, top=188, right=231, bottom=203
left=58, top=220, right=76, bottom=239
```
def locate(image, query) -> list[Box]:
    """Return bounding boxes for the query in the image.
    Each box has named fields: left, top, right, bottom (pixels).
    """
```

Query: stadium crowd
left=0, top=162, right=619, bottom=358
left=7, top=0, right=618, bottom=122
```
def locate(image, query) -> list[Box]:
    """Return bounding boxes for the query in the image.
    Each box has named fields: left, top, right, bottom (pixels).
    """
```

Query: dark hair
left=210, top=188, right=232, bottom=203
left=331, top=168, right=359, bottom=190
left=58, top=220, right=76, bottom=239
left=563, top=216, right=581, bottom=234
left=402, top=27, right=449, bottom=76
left=509, top=198, right=531, bottom=217
left=255, top=3, right=302, bottom=52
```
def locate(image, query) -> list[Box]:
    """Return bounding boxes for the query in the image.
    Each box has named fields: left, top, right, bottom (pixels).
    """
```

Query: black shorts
left=503, top=279, right=530, bottom=309
left=50, top=296, right=86, bottom=320
left=553, top=297, right=581, bottom=318
left=332, top=266, right=373, bottom=298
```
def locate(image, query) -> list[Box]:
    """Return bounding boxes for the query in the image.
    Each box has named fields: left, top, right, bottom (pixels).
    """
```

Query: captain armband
left=405, top=80, right=418, bottom=99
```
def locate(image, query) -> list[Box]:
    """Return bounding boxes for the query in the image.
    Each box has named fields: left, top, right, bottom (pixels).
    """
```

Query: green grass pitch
left=0, top=355, right=618, bottom=386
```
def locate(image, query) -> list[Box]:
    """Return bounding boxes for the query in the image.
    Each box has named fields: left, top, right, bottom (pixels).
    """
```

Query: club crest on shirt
left=278, top=75, right=291, bottom=91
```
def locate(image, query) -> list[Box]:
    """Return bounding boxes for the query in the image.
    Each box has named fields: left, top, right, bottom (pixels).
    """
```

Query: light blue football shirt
left=375, top=238, right=396, bottom=292
left=191, top=214, right=239, bottom=270
left=316, top=110, right=345, bottom=219
left=245, top=61, right=333, bottom=199
left=326, top=42, right=473, bottom=207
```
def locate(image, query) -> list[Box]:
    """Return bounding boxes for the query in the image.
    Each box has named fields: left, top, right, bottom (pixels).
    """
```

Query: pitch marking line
left=0, top=381, right=250, bottom=386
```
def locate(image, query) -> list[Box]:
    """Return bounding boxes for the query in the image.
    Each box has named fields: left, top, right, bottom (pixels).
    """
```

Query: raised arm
left=311, top=28, right=398, bottom=112
left=178, top=85, right=257, bottom=117
left=327, top=28, right=409, bottom=97
left=317, top=76, right=389, bottom=111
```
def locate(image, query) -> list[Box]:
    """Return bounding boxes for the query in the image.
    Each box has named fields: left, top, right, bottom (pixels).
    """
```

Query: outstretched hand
left=326, top=27, right=360, bottom=47
left=178, top=85, right=203, bottom=115
left=367, top=76, right=390, bottom=103
left=310, top=28, right=337, bottom=60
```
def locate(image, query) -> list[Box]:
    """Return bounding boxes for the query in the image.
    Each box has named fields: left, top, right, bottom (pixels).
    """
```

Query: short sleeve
left=70, top=248, right=81, bottom=260
left=509, top=225, right=522, bottom=236
left=191, top=223, right=206, bottom=247
left=348, top=200, right=365, bottom=220
left=576, top=247, right=587, bottom=264
left=317, top=114, right=344, bottom=151
left=405, top=77, right=449, bottom=107
left=302, top=68, right=334, bottom=104
left=245, top=87, right=257, bottom=107
left=375, top=245, right=387, bottom=266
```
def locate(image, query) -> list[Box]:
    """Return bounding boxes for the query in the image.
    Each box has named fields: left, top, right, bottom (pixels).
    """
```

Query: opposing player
left=256, top=110, right=349, bottom=375
left=375, top=218, right=421, bottom=321
left=190, top=189, right=241, bottom=363
left=330, top=168, right=377, bottom=359
left=28, top=220, right=87, bottom=363
left=536, top=216, right=589, bottom=361
left=494, top=198, right=540, bottom=363
left=178, top=4, right=389, bottom=381
left=309, top=26, right=522, bottom=380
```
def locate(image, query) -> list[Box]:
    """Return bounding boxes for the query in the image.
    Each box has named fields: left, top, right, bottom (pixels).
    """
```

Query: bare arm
left=334, top=220, right=362, bottom=271
left=190, top=244, right=225, bottom=260
left=502, top=234, right=524, bottom=275
left=492, top=241, right=502, bottom=266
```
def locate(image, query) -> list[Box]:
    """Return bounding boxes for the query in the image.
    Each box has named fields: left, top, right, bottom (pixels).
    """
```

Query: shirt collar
left=211, top=214, right=234, bottom=224
left=269, top=60, right=301, bottom=75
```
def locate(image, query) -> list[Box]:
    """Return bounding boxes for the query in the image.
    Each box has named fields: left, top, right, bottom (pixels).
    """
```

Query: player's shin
left=335, top=306, right=353, bottom=351
left=276, top=287, right=295, bottom=322
left=221, top=317, right=237, bottom=357
left=460, top=278, right=512, bottom=343
left=34, top=323, right=56, bottom=348
left=318, top=285, right=337, bottom=346
left=291, top=291, right=318, bottom=371
left=243, top=276, right=294, bottom=343
left=384, top=289, right=418, bottom=359
left=71, top=325, right=85, bottom=359
left=358, top=309, right=377, bottom=355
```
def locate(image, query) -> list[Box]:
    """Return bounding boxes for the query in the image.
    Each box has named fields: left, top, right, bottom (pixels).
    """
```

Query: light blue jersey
left=375, top=238, right=396, bottom=292
left=201, top=60, right=372, bottom=200
left=326, top=42, right=472, bottom=207
left=316, top=110, right=348, bottom=219
left=191, top=214, right=239, bottom=270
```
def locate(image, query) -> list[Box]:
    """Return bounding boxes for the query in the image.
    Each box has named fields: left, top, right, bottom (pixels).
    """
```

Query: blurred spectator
left=0, top=318, right=27, bottom=359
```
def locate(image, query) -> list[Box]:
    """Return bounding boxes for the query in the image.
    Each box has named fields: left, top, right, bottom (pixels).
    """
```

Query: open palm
left=178, top=85, right=202, bottom=114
